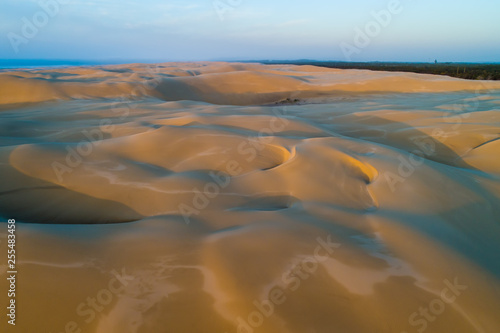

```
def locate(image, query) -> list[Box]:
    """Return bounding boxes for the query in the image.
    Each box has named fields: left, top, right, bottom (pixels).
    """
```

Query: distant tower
left=435, top=59, right=438, bottom=64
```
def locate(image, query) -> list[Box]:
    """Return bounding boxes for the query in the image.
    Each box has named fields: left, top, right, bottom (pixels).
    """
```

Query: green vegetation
left=260, top=61, right=500, bottom=80
left=275, top=98, right=301, bottom=105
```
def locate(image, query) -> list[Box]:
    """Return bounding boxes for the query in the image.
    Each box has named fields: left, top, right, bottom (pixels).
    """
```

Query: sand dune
left=2, top=62, right=500, bottom=106
left=1, top=62, right=500, bottom=333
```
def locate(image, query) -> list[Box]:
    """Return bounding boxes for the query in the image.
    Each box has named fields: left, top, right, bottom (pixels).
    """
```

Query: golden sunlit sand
left=1, top=62, right=500, bottom=333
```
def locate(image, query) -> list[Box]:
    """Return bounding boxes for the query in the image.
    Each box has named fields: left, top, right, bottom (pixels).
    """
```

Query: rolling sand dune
left=1, top=62, right=500, bottom=333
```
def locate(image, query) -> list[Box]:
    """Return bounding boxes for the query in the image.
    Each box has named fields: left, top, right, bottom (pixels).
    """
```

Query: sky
left=0, top=0, right=499, bottom=63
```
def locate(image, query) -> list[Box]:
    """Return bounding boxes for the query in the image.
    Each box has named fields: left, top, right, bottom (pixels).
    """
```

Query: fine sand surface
left=1, top=62, right=500, bottom=333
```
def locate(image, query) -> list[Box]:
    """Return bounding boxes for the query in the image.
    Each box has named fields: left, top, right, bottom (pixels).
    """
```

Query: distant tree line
left=260, top=61, right=500, bottom=81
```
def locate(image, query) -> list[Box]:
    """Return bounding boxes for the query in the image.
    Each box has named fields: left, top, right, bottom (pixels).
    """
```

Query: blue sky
left=1, top=0, right=499, bottom=62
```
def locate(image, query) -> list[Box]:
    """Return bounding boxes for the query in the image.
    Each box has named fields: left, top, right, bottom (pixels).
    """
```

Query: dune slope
left=1, top=62, right=500, bottom=333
